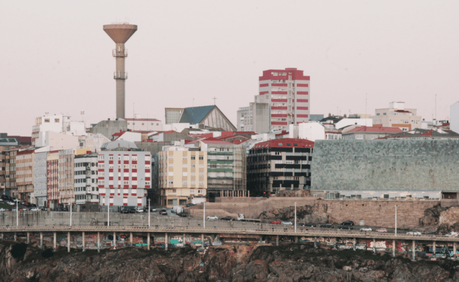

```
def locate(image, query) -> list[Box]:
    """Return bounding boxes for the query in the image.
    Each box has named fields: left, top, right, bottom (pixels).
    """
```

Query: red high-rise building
left=258, top=68, right=310, bottom=130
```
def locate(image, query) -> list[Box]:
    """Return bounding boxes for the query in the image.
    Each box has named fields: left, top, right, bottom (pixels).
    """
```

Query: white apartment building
left=98, top=142, right=151, bottom=207
left=371, top=102, right=422, bottom=132
left=32, top=113, right=86, bottom=146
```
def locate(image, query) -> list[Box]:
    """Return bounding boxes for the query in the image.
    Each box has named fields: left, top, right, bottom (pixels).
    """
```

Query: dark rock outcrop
left=0, top=242, right=458, bottom=281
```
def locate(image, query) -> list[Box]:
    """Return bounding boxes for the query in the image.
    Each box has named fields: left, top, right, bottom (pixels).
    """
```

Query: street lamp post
left=395, top=205, right=397, bottom=236
left=70, top=204, right=72, bottom=227
left=16, top=199, right=18, bottom=226
left=294, top=202, right=297, bottom=233
left=107, top=197, right=110, bottom=227
left=148, top=198, right=151, bottom=227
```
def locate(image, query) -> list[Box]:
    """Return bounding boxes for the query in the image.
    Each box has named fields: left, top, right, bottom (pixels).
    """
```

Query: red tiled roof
left=188, top=137, right=232, bottom=145
left=252, top=138, right=314, bottom=149
left=345, top=126, right=403, bottom=134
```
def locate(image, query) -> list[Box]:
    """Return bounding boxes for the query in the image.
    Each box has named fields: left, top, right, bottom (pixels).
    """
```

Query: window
left=199, top=172, right=203, bottom=177
left=168, top=180, right=173, bottom=185
left=191, top=172, right=196, bottom=177
left=190, top=189, right=195, bottom=194
left=183, top=172, right=188, bottom=177
left=191, top=156, right=195, bottom=160
left=183, top=155, right=187, bottom=160
left=199, top=156, right=203, bottom=160
left=145, top=181, right=150, bottom=185
left=199, top=181, right=203, bottom=185
left=198, top=189, right=203, bottom=194
left=182, top=180, right=187, bottom=185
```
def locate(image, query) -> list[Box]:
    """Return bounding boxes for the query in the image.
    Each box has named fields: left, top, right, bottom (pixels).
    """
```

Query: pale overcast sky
left=1, top=1, right=458, bottom=135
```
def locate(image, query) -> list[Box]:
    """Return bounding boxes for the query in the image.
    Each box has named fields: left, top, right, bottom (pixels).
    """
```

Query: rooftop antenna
left=213, top=97, right=217, bottom=105
left=435, top=94, right=437, bottom=121
left=192, top=98, right=195, bottom=107
left=365, top=93, right=367, bottom=116
left=103, top=23, right=138, bottom=119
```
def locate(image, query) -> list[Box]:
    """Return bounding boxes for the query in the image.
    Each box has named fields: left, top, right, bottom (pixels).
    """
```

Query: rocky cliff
left=1, top=241, right=459, bottom=281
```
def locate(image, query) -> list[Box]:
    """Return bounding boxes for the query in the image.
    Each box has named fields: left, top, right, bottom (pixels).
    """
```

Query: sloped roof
left=179, top=105, right=216, bottom=124
left=345, top=126, right=403, bottom=134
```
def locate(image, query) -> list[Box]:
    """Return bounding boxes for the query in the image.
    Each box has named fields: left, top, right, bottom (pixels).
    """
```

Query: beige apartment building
left=158, top=146, right=207, bottom=207
left=16, top=149, right=35, bottom=202
left=371, top=101, right=422, bottom=132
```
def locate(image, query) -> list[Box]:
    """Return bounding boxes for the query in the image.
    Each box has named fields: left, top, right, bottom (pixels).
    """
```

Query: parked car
left=406, top=231, right=422, bottom=236
left=151, top=207, right=157, bottom=212
left=304, top=222, right=317, bottom=227
left=339, top=225, right=353, bottom=230
left=206, top=215, right=218, bottom=220
left=136, top=208, right=144, bottom=213
left=281, top=221, right=293, bottom=225
left=0, top=208, right=6, bottom=212
left=270, top=220, right=281, bottom=224
left=320, top=224, right=334, bottom=228
left=360, top=227, right=372, bottom=232
left=6, top=201, right=15, bottom=206
left=177, top=212, right=188, bottom=217
left=121, top=208, right=130, bottom=214
left=186, top=203, right=196, bottom=207
left=160, top=209, right=168, bottom=215
left=30, top=207, right=41, bottom=212
left=445, top=232, right=459, bottom=237
left=341, top=221, right=355, bottom=226
left=376, top=228, right=388, bottom=233
left=220, top=216, right=235, bottom=221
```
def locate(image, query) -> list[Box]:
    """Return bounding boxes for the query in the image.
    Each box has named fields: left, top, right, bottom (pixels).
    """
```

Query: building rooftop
left=252, top=138, right=314, bottom=149
left=345, top=126, right=403, bottom=134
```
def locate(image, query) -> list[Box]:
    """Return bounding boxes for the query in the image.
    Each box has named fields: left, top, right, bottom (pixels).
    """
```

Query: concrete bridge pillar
left=165, top=233, right=168, bottom=251
left=130, top=232, right=133, bottom=246
left=295, top=236, right=298, bottom=244
left=97, top=232, right=100, bottom=253
left=67, top=232, right=71, bottom=253
left=113, top=232, right=116, bottom=250
left=276, top=235, right=279, bottom=246
left=353, top=238, right=356, bottom=251
left=201, top=233, right=204, bottom=247
left=433, top=241, right=436, bottom=255
left=40, top=232, right=43, bottom=249
left=454, top=243, right=457, bottom=260
left=392, top=240, right=396, bottom=257
left=27, top=232, right=29, bottom=244
left=412, top=240, right=415, bottom=261
left=14, top=233, right=17, bottom=242
left=147, top=233, right=150, bottom=250
left=373, top=238, right=376, bottom=253
left=53, top=232, right=57, bottom=251
left=82, top=232, right=85, bottom=252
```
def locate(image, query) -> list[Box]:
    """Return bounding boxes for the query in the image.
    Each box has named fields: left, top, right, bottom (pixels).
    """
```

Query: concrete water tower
left=103, top=23, right=138, bottom=119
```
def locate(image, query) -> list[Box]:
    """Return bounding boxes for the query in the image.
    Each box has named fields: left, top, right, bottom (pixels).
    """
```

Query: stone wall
left=190, top=197, right=441, bottom=229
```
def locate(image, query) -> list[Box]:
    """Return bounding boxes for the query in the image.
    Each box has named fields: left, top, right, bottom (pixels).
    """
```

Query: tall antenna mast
left=213, top=97, right=217, bottom=105
left=435, top=94, right=437, bottom=121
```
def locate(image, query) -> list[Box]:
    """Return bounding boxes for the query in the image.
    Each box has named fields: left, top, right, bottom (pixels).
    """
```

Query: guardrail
left=0, top=226, right=458, bottom=242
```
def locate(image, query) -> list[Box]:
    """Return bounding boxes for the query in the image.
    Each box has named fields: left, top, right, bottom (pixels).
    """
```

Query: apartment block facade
left=74, top=154, right=99, bottom=205
left=46, top=151, right=59, bottom=208
left=371, top=102, right=422, bottom=132
left=59, top=149, right=75, bottom=206
left=97, top=150, right=151, bottom=207
left=157, top=146, right=207, bottom=207
left=33, top=151, right=48, bottom=207
left=258, top=68, right=310, bottom=130
left=16, top=149, right=35, bottom=202
left=247, top=138, right=314, bottom=196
